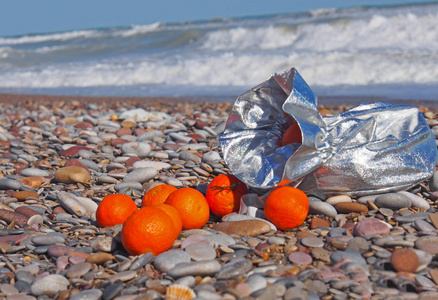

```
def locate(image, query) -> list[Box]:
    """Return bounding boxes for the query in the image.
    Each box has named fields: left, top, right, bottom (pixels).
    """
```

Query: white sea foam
left=0, top=3, right=437, bottom=99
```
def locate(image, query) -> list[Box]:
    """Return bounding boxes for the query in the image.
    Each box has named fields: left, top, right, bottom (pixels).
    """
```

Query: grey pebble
left=130, top=252, right=154, bottom=271
left=79, top=159, right=100, bottom=171
left=374, top=193, right=412, bottom=210
left=0, top=178, right=25, bottom=190
left=154, top=250, right=191, bottom=272
left=394, top=212, right=430, bottom=223
left=114, top=181, right=143, bottom=192
left=246, top=274, right=267, bottom=293
left=98, top=175, right=119, bottom=184
left=20, top=168, right=51, bottom=177
left=330, top=249, right=367, bottom=266
left=346, top=237, right=369, bottom=252
left=414, top=219, right=436, bottom=232
left=102, top=283, right=124, bottom=300
left=308, top=197, right=337, bottom=218
left=66, top=262, right=92, bottom=278
left=301, top=236, right=324, bottom=248
left=429, top=171, right=438, bottom=192
left=397, top=191, right=430, bottom=209
left=108, top=270, right=137, bottom=283
left=217, top=259, right=252, bottom=280
left=122, top=167, right=157, bottom=183
left=202, top=151, right=222, bottom=163
left=30, top=274, right=69, bottom=296
left=31, top=235, right=65, bottom=246
left=78, top=149, right=95, bottom=159
left=165, top=177, right=184, bottom=187
left=179, top=151, right=201, bottom=163
left=57, top=192, right=87, bottom=217
left=185, top=243, right=217, bottom=261
left=203, top=234, right=236, bottom=248
left=167, top=260, right=221, bottom=279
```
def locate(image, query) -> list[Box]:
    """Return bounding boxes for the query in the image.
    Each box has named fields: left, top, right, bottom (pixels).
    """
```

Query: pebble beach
left=2, top=94, right=438, bottom=300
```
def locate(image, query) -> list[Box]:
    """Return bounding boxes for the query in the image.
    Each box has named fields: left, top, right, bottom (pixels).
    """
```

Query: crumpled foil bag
left=219, top=68, right=437, bottom=196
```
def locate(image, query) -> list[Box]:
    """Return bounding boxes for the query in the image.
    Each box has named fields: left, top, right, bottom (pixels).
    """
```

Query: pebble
left=69, top=289, right=103, bottom=300
left=122, top=167, right=157, bottom=183
left=289, top=252, right=313, bottom=265
left=308, top=197, right=337, bottom=217
left=415, top=236, right=438, bottom=254
left=214, top=220, right=272, bottom=236
left=185, top=243, right=217, bottom=261
left=353, top=218, right=391, bottom=237
left=167, top=260, right=221, bottom=278
left=30, top=274, right=70, bottom=296
left=301, top=236, right=324, bottom=248
left=55, top=166, right=91, bottom=184
left=391, top=248, right=419, bottom=273
left=394, top=212, right=430, bottom=223
left=20, top=168, right=52, bottom=177
left=374, top=192, right=412, bottom=210
left=334, top=202, right=368, bottom=213
left=154, top=250, right=191, bottom=272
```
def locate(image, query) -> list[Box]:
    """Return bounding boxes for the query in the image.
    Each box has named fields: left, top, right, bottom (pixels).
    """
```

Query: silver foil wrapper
left=220, top=68, right=437, bottom=196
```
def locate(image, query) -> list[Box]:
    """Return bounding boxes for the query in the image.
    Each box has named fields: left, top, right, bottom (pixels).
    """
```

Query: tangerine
left=96, top=194, right=138, bottom=227
left=206, top=174, right=248, bottom=217
left=263, top=186, right=309, bottom=231
left=282, top=122, right=302, bottom=146
left=142, top=184, right=177, bottom=207
left=121, top=206, right=179, bottom=256
left=154, top=203, right=183, bottom=233
left=165, top=188, right=210, bottom=230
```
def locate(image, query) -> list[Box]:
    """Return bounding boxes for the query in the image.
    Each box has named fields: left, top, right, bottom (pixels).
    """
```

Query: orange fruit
left=263, top=186, right=309, bottom=231
left=96, top=194, right=138, bottom=227
left=165, top=188, right=210, bottom=230
left=154, top=204, right=183, bottom=233
left=206, top=174, right=248, bottom=217
left=282, top=122, right=302, bottom=146
left=121, top=206, right=179, bottom=256
left=142, top=184, right=177, bottom=207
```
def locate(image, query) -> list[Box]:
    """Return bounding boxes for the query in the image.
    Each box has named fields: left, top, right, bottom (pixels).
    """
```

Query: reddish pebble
left=34, top=160, right=51, bottom=168
left=15, top=206, right=40, bottom=218
left=186, top=134, right=203, bottom=142
left=53, top=206, right=67, bottom=214
left=12, top=191, right=39, bottom=201
left=310, top=217, right=330, bottom=229
left=0, top=209, right=29, bottom=227
left=18, top=176, right=45, bottom=189
left=67, top=250, right=90, bottom=259
left=73, top=121, right=93, bottom=129
left=47, top=245, right=76, bottom=257
left=194, top=119, right=208, bottom=129
left=134, top=128, right=147, bottom=136
left=125, top=156, right=141, bottom=168
left=335, top=202, right=368, bottom=214
left=391, top=248, right=418, bottom=273
left=65, top=159, right=90, bottom=174
left=116, top=127, right=132, bottom=137
left=353, top=218, right=390, bottom=237
left=69, top=256, right=86, bottom=264
left=59, top=146, right=91, bottom=157
left=0, top=233, right=29, bottom=245
left=288, top=251, right=313, bottom=265
left=110, top=139, right=130, bottom=146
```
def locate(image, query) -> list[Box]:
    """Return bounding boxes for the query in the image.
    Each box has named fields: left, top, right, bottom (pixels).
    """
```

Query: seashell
left=165, top=284, right=196, bottom=300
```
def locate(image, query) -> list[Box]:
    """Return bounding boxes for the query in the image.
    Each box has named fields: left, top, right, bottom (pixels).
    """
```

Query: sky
left=0, top=0, right=436, bottom=37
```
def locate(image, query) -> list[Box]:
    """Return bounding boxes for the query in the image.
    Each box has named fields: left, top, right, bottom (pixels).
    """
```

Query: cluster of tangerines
left=96, top=174, right=309, bottom=256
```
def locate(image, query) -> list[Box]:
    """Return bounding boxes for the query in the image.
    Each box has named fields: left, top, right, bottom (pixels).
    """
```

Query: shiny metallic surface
left=220, top=68, right=437, bottom=196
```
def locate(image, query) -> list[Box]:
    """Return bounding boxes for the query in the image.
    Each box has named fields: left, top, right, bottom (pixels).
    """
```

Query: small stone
left=55, top=166, right=91, bottom=184
left=102, top=283, right=124, bottom=300
left=428, top=212, right=438, bottom=229
left=20, top=168, right=51, bottom=177
left=18, top=176, right=45, bottom=189
left=30, top=274, right=69, bottom=296
left=353, top=218, right=390, bottom=237
left=374, top=193, right=412, bottom=210
left=66, top=262, right=92, bottom=278
left=391, top=248, right=418, bottom=273
left=65, top=159, right=90, bottom=174
left=154, top=250, right=191, bottom=272
left=288, top=252, right=313, bottom=265
left=308, top=198, right=337, bottom=218
left=397, top=191, right=430, bottom=210
left=310, top=217, right=330, bottom=229
left=47, top=245, right=75, bottom=257
left=347, top=237, right=369, bottom=252
left=299, top=236, right=323, bottom=249
left=415, top=236, right=438, bottom=254
left=214, top=220, right=271, bottom=237
left=108, top=270, right=137, bottom=283
left=394, top=212, right=430, bottom=223
left=57, top=192, right=87, bottom=217
left=167, top=260, right=221, bottom=279
left=59, top=146, right=90, bottom=157
left=334, top=202, right=368, bottom=214
left=179, top=151, right=201, bottom=163
left=86, top=252, right=115, bottom=265
left=0, top=233, right=29, bottom=245
left=0, top=178, right=25, bottom=190
left=0, top=209, right=29, bottom=227
left=15, top=206, right=40, bottom=218
left=325, top=195, right=352, bottom=205
left=12, top=191, right=39, bottom=201
left=31, top=235, right=65, bottom=246
left=202, top=151, right=222, bottom=163
left=69, top=289, right=103, bottom=300
left=185, top=243, right=217, bottom=261
left=122, top=167, right=157, bottom=183
left=132, top=161, right=171, bottom=171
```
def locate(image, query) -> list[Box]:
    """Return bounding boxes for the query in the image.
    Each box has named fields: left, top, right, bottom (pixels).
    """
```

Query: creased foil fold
left=219, top=68, right=437, bottom=196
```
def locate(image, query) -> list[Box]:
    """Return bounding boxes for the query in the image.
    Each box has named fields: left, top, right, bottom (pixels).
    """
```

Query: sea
left=0, top=2, right=437, bottom=103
